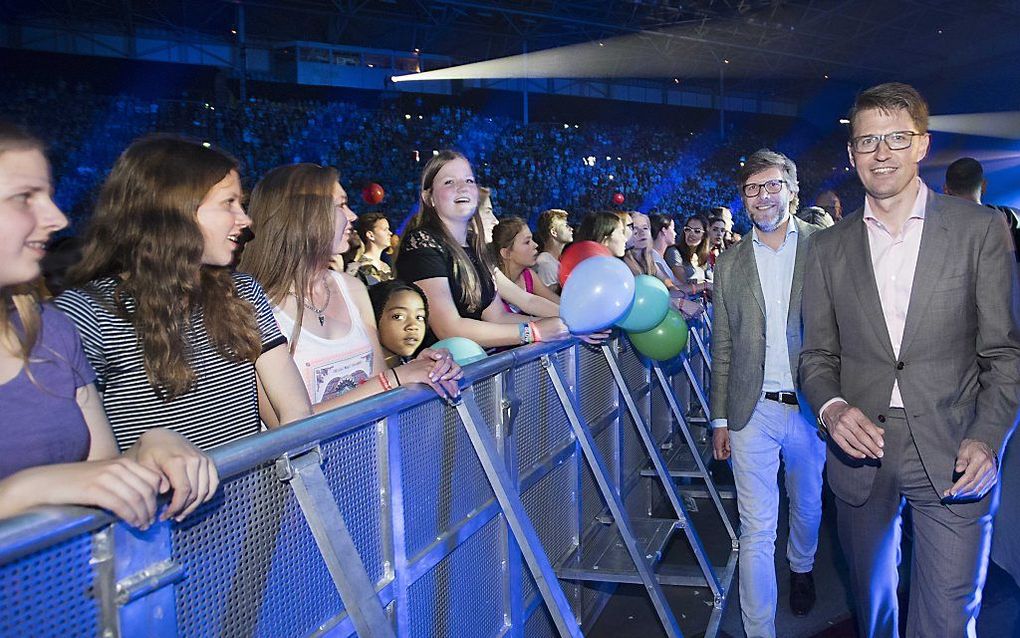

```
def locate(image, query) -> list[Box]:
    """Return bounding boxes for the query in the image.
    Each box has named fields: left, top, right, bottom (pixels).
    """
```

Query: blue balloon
left=560, top=256, right=636, bottom=334
left=431, top=337, right=487, bottom=365
left=616, top=274, right=670, bottom=333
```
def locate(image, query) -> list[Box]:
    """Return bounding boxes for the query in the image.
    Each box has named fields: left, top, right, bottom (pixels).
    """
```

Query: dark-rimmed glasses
left=742, top=179, right=786, bottom=198
left=850, top=131, right=925, bottom=154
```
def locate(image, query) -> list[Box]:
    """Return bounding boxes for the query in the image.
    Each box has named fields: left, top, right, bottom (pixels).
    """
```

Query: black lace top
left=396, top=228, right=497, bottom=343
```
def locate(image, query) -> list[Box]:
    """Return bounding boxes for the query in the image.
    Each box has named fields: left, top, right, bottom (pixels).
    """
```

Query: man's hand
left=821, top=401, right=884, bottom=460
left=712, top=428, right=731, bottom=461
left=945, top=439, right=998, bottom=500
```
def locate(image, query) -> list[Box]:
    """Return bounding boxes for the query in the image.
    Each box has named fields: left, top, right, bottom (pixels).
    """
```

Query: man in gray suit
left=711, top=149, right=824, bottom=638
left=800, top=83, right=1020, bottom=637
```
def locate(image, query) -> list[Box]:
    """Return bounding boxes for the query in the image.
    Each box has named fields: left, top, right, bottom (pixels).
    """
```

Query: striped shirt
left=54, top=273, right=286, bottom=451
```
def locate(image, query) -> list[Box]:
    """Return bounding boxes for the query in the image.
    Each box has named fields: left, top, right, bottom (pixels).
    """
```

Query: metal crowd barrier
left=0, top=328, right=734, bottom=638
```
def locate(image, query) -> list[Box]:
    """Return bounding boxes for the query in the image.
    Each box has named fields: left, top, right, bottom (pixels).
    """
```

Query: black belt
left=763, top=391, right=799, bottom=405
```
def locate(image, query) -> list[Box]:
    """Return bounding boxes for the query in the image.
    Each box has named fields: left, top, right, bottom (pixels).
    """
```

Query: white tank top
left=272, top=270, right=374, bottom=404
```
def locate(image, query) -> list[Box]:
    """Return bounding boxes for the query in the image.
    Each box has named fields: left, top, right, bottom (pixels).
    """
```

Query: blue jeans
left=729, top=396, right=826, bottom=638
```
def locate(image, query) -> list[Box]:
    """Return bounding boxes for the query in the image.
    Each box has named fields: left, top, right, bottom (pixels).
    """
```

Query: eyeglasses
left=741, top=179, right=786, bottom=198
left=850, top=130, right=925, bottom=154
left=683, top=226, right=704, bottom=235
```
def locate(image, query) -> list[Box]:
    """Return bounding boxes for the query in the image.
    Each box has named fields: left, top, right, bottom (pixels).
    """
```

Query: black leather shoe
left=789, top=570, right=816, bottom=616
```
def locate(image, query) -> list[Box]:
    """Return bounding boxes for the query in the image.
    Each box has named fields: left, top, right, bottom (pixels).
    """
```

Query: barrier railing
left=0, top=329, right=732, bottom=638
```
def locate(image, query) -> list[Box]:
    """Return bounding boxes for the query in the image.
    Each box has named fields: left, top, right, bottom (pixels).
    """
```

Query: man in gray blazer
left=800, top=83, right=1020, bottom=637
left=711, top=149, right=824, bottom=638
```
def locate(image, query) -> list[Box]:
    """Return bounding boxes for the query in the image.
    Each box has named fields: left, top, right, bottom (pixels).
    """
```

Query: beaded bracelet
left=378, top=372, right=393, bottom=391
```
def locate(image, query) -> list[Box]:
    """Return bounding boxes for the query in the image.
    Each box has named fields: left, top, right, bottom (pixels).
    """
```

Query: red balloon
left=362, top=182, right=385, bottom=205
left=612, top=192, right=625, bottom=205
left=558, top=240, right=613, bottom=288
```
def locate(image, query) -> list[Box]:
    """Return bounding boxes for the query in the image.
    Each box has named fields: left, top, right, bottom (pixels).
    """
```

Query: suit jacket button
left=897, top=361, right=905, bottom=370
left=878, top=414, right=886, bottom=423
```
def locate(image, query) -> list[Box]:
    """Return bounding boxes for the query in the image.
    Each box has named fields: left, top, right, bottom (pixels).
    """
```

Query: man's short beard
left=752, top=209, right=788, bottom=233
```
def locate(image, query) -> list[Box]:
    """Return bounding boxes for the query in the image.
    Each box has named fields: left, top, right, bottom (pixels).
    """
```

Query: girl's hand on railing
left=674, top=298, right=705, bottom=320
left=395, top=358, right=461, bottom=399
left=31, top=459, right=164, bottom=529
left=132, top=429, right=220, bottom=522
left=415, top=347, right=463, bottom=383
left=578, top=329, right=612, bottom=345
left=535, top=317, right=571, bottom=341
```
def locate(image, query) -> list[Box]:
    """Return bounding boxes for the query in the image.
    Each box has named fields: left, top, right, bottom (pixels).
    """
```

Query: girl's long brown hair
left=678, top=213, right=711, bottom=268
left=68, top=134, right=261, bottom=399
left=400, top=150, right=495, bottom=313
left=488, top=216, right=529, bottom=273
left=237, top=163, right=338, bottom=354
left=0, top=122, right=46, bottom=365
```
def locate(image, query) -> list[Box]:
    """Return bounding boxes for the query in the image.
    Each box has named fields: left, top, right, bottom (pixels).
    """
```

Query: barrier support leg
left=542, top=353, right=684, bottom=638
left=277, top=446, right=395, bottom=638
left=452, top=390, right=584, bottom=638
left=652, top=363, right=738, bottom=545
left=601, top=346, right=722, bottom=600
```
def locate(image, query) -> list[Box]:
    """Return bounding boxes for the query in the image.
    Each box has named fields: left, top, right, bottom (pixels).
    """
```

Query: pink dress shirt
left=820, top=178, right=928, bottom=419
left=863, top=179, right=928, bottom=408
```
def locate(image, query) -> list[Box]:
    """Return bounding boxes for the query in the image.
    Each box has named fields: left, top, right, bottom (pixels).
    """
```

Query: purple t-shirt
left=0, top=304, right=95, bottom=480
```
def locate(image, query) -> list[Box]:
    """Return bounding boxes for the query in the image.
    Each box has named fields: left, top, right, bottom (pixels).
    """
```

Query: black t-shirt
left=396, top=227, right=497, bottom=344
left=987, top=204, right=1020, bottom=262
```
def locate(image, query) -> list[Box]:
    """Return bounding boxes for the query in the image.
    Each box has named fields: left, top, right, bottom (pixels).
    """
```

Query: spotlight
left=839, top=118, right=850, bottom=124
left=202, top=141, right=211, bottom=148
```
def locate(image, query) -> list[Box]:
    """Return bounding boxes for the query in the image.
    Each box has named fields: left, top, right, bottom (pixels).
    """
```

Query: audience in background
left=796, top=205, right=835, bottom=229
left=477, top=186, right=499, bottom=243
left=490, top=216, right=560, bottom=317
left=814, top=190, right=842, bottom=224
left=678, top=213, right=712, bottom=283
left=352, top=212, right=395, bottom=285
left=945, top=157, right=1020, bottom=260
left=575, top=211, right=629, bottom=259
left=533, top=208, right=572, bottom=293
left=238, top=163, right=461, bottom=413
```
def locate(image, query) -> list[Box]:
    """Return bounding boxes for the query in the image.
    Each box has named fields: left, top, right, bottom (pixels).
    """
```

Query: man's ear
left=846, top=144, right=856, bottom=169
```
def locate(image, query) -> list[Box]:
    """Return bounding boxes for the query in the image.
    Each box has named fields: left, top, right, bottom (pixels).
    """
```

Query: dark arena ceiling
left=4, top=0, right=1020, bottom=95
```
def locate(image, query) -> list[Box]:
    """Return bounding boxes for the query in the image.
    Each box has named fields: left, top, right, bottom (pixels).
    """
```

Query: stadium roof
left=6, top=0, right=1020, bottom=92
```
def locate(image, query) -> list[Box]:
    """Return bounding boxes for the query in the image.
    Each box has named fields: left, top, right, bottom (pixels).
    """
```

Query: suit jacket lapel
left=847, top=214, right=897, bottom=360
left=899, top=193, right=951, bottom=357
left=737, top=236, right=767, bottom=317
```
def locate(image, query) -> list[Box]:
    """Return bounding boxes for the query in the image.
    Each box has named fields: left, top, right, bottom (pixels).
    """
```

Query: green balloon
left=626, top=309, right=689, bottom=361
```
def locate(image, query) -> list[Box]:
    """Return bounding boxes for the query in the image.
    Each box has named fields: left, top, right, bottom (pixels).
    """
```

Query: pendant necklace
left=291, top=279, right=332, bottom=326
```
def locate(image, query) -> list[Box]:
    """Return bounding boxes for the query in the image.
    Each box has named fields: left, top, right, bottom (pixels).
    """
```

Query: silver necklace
left=290, top=280, right=332, bottom=326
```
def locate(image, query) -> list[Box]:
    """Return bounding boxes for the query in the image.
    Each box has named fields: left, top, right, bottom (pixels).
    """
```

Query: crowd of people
left=2, top=74, right=1017, bottom=638
left=0, top=75, right=862, bottom=236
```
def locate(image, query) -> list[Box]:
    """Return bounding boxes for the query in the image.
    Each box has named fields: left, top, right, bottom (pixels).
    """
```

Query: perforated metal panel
left=618, top=338, right=649, bottom=394
left=512, top=358, right=573, bottom=476
left=523, top=604, right=559, bottom=638
left=173, top=464, right=341, bottom=638
left=407, top=516, right=505, bottom=638
left=473, top=376, right=502, bottom=439
left=520, top=461, right=580, bottom=608
left=577, top=344, right=615, bottom=426
left=399, top=399, right=497, bottom=559
left=650, top=374, right=674, bottom=444
left=0, top=532, right=98, bottom=637
left=320, top=424, right=388, bottom=584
